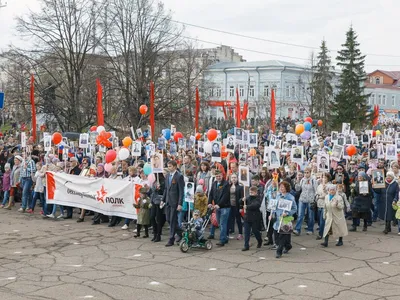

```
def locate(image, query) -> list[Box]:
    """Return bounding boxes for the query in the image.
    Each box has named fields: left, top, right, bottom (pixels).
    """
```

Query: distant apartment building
left=365, top=70, right=400, bottom=118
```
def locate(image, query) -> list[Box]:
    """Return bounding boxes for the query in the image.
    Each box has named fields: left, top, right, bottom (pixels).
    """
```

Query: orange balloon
left=52, top=132, right=62, bottom=145
left=195, top=132, right=202, bottom=140
left=317, top=120, right=323, bottom=126
left=207, top=129, right=218, bottom=141
left=249, top=148, right=257, bottom=157
left=139, top=105, right=148, bottom=115
left=122, top=136, right=133, bottom=147
left=295, top=124, right=305, bottom=135
left=346, top=144, right=357, bottom=156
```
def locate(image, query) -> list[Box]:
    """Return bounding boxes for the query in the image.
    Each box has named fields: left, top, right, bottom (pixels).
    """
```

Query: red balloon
left=317, top=120, right=323, bottom=126
left=174, top=132, right=184, bottom=143
left=372, top=130, right=376, bottom=137
left=207, top=128, right=218, bottom=141
left=304, top=117, right=313, bottom=123
left=139, top=105, right=148, bottom=115
left=52, top=132, right=62, bottom=145
left=346, top=144, right=357, bottom=156
left=105, top=150, right=117, bottom=163
left=195, top=132, right=202, bottom=140
left=90, top=126, right=97, bottom=132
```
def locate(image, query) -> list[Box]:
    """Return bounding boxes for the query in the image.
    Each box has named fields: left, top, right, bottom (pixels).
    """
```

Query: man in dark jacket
left=207, top=170, right=231, bottom=246
left=241, top=186, right=262, bottom=251
left=161, top=160, right=185, bottom=247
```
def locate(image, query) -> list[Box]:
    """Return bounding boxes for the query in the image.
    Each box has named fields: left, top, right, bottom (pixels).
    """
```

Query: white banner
left=46, top=172, right=139, bottom=219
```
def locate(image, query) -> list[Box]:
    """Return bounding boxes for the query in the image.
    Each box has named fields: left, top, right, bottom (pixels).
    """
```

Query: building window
left=239, top=86, right=244, bottom=97
left=392, top=95, right=396, bottom=106
left=291, top=86, right=296, bottom=98
left=370, top=94, right=375, bottom=105
left=209, top=88, right=214, bottom=97
left=216, top=88, right=222, bottom=98
left=249, top=85, right=255, bottom=97
left=378, top=94, right=382, bottom=105
left=263, top=85, right=269, bottom=97
left=285, top=85, right=290, bottom=97
left=301, top=86, right=306, bottom=99
left=382, top=94, right=386, bottom=106
left=375, top=77, right=380, bottom=84
left=229, top=86, right=234, bottom=97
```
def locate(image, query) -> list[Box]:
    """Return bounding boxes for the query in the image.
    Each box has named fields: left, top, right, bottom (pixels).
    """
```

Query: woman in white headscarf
left=321, top=184, right=348, bottom=247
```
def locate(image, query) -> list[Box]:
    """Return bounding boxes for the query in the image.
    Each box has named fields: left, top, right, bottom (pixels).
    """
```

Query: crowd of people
left=0, top=120, right=399, bottom=260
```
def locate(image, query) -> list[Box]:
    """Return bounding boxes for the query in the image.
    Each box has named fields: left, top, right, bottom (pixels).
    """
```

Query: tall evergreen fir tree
left=331, top=26, right=370, bottom=130
left=311, top=40, right=335, bottom=129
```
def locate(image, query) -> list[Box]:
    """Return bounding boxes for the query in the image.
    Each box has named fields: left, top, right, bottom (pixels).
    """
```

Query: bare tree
left=6, top=0, right=106, bottom=132
left=98, top=0, right=184, bottom=133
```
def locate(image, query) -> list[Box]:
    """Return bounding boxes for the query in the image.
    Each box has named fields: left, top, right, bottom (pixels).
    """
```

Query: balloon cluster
left=295, top=117, right=323, bottom=139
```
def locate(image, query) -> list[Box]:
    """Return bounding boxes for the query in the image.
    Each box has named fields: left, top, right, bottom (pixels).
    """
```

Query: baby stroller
left=179, top=209, right=213, bottom=253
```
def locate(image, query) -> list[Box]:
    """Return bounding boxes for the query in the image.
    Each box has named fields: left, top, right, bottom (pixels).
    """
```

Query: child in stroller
left=179, top=209, right=213, bottom=253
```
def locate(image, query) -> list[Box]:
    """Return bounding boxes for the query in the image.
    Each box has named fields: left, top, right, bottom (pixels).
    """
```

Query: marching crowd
left=0, top=122, right=399, bottom=259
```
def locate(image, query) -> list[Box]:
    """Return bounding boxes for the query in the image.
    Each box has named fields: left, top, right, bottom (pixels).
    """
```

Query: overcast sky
left=1, top=0, right=399, bottom=72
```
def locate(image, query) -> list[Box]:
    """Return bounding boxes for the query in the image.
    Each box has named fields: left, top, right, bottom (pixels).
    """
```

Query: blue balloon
left=303, top=121, right=312, bottom=131
left=143, top=163, right=152, bottom=176
left=163, top=128, right=171, bottom=140
left=58, top=145, right=64, bottom=150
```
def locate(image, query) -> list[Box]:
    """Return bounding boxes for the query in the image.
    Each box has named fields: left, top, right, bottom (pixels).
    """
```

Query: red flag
left=270, top=89, right=276, bottom=133
left=372, top=105, right=379, bottom=126
left=241, top=101, right=249, bottom=120
left=236, top=88, right=241, bottom=127
left=96, top=79, right=104, bottom=126
left=150, top=81, right=155, bottom=139
left=195, top=86, right=200, bottom=131
left=222, top=105, right=227, bottom=119
left=30, top=75, right=37, bottom=142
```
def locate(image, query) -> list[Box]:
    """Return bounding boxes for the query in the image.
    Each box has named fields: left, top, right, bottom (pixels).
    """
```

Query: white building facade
left=202, top=60, right=314, bottom=121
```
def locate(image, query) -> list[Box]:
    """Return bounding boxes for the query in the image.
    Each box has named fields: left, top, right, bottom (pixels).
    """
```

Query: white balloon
left=96, top=125, right=105, bottom=133
left=118, top=148, right=130, bottom=160
left=204, top=141, right=212, bottom=154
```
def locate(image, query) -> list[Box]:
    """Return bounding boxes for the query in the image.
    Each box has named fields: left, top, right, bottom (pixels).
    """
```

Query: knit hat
left=196, top=185, right=204, bottom=193
left=4, top=163, right=10, bottom=170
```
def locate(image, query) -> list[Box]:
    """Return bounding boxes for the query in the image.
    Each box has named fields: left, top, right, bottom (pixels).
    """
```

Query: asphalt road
left=0, top=209, right=399, bottom=300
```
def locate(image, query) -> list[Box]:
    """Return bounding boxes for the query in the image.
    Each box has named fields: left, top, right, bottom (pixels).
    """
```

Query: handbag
left=210, top=209, right=219, bottom=227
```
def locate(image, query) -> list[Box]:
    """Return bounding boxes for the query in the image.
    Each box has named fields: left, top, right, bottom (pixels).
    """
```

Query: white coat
left=323, top=194, right=348, bottom=238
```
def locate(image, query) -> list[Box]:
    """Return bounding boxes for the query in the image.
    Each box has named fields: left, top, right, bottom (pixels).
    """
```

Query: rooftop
left=207, top=60, right=306, bottom=70
left=369, top=70, right=400, bottom=80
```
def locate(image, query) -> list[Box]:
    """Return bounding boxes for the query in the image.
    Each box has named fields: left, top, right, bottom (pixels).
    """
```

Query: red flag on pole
left=150, top=81, right=155, bottom=139
left=241, top=101, right=249, bottom=120
left=96, top=79, right=104, bottom=126
left=270, top=89, right=276, bottom=132
left=195, top=86, right=200, bottom=131
left=222, top=105, right=227, bottom=119
left=30, top=75, right=37, bottom=142
left=236, top=88, right=241, bottom=127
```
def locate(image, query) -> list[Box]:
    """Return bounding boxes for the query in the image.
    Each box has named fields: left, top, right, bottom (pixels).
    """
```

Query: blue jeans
left=30, top=192, right=44, bottom=211
left=1, top=190, right=10, bottom=206
left=372, top=192, right=380, bottom=221
left=295, top=202, right=314, bottom=234
left=178, top=210, right=188, bottom=228
left=21, top=177, right=33, bottom=210
left=42, top=187, right=48, bottom=215
left=51, top=204, right=64, bottom=215
left=209, top=207, right=231, bottom=244
left=318, top=208, right=325, bottom=237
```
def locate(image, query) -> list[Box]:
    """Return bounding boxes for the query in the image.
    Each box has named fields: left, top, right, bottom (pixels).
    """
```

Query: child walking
left=240, top=186, right=262, bottom=251
left=134, top=187, right=151, bottom=238
left=194, top=185, right=208, bottom=218
left=0, top=163, right=11, bottom=208
left=393, top=200, right=400, bottom=235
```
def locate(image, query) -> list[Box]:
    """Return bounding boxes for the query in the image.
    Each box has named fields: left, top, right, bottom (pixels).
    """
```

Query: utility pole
left=0, top=1, right=7, bottom=8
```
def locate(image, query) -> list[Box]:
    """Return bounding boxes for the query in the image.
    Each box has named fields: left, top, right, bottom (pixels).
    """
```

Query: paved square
left=0, top=210, right=399, bottom=300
